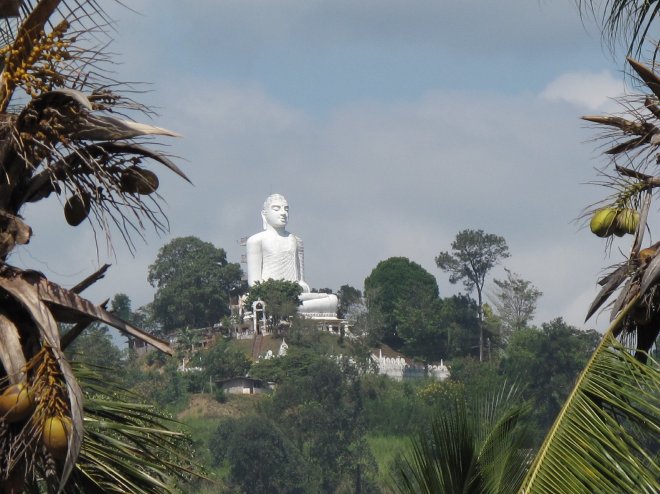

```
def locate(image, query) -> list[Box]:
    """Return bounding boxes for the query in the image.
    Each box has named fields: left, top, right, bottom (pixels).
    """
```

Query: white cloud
left=541, top=70, right=625, bottom=111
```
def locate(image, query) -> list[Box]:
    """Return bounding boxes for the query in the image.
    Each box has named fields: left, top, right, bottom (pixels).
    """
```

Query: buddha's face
left=264, top=197, right=289, bottom=228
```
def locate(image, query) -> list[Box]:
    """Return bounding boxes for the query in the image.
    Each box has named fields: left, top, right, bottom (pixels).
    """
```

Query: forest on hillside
left=69, top=279, right=603, bottom=492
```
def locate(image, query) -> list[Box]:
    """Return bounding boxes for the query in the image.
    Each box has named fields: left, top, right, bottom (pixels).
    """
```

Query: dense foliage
left=364, top=257, right=439, bottom=344
left=500, top=318, right=601, bottom=439
left=337, top=284, right=362, bottom=318
left=242, top=278, right=303, bottom=324
left=148, top=236, right=244, bottom=331
left=224, top=416, right=308, bottom=493
left=65, top=299, right=603, bottom=493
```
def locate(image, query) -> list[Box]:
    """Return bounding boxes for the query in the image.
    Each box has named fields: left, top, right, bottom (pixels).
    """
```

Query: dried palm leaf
left=628, top=56, right=660, bottom=100
left=0, top=312, right=27, bottom=383
left=605, top=136, right=647, bottom=154
left=582, top=114, right=658, bottom=137
left=585, top=263, right=628, bottom=321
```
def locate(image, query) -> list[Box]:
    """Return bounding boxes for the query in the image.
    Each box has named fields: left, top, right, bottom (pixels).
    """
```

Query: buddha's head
left=262, top=193, right=289, bottom=230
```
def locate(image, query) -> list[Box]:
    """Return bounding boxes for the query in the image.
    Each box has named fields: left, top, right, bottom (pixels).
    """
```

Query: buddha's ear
left=261, top=211, right=267, bottom=230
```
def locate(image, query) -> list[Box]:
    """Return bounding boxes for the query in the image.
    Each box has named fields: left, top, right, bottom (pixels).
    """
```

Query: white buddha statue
left=246, top=194, right=338, bottom=317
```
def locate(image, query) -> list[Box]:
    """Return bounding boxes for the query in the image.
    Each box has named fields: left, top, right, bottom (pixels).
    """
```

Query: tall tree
left=148, top=236, right=244, bottom=331
left=489, top=268, right=542, bottom=338
left=436, top=229, right=509, bottom=361
left=225, top=416, right=309, bottom=494
left=439, top=294, right=481, bottom=359
left=364, top=257, right=439, bottom=345
left=109, top=293, right=132, bottom=321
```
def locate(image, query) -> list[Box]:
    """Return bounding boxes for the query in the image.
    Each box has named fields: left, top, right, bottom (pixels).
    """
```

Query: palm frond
left=478, top=387, right=533, bottom=494
left=577, top=1, right=660, bottom=58
left=60, top=364, right=204, bottom=494
left=394, top=385, right=530, bottom=494
left=521, top=299, right=660, bottom=494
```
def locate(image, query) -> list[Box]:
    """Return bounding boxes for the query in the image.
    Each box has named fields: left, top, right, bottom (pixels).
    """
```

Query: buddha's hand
left=298, top=280, right=311, bottom=293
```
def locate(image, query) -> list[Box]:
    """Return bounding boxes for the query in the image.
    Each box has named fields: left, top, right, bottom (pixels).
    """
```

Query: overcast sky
left=12, top=1, right=657, bottom=333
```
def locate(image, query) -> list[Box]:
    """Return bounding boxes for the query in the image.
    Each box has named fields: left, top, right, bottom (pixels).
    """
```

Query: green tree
left=346, top=298, right=385, bottom=344
left=394, top=294, right=446, bottom=368
left=337, top=284, right=362, bottom=318
left=110, top=293, right=132, bottom=321
left=489, top=268, right=542, bottom=338
left=262, top=350, right=378, bottom=493
left=148, top=236, right=244, bottom=331
left=364, top=257, right=439, bottom=345
left=131, top=302, right=159, bottom=333
left=436, top=229, right=510, bottom=361
left=449, top=356, right=504, bottom=403
left=243, top=278, right=302, bottom=324
left=500, top=318, right=601, bottom=442
left=361, top=375, right=433, bottom=436
left=65, top=324, right=125, bottom=381
left=201, top=336, right=251, bottom=382
left=250, top=345, right=332, bottom=384
left=439, top=294, right=481, bottom=359
left=225, top=416, right=309, bottom=494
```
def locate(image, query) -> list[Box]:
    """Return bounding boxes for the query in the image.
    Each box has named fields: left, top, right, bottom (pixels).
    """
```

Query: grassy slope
left=368, top=434, right=411, bottom=484
left=179, top=393, right=408, bottom=491
left=178, top=393, right=266, bottom=491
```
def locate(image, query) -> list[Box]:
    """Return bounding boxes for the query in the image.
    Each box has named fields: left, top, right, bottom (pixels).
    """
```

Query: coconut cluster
left=590, top=207, right=640, bottom=237
left=0, top=382, right=70, bottom=460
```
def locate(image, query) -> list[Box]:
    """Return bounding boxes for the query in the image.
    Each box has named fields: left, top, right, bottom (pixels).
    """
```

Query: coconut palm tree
left=519, top=55, right=660, bottom=494
left=0, top=1, right=195, bottom=492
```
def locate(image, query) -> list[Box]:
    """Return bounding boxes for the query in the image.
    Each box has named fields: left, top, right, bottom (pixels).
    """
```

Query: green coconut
left=615, top=208, right=640, bottom=235
left=590, top=208, right=618, bottom=237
